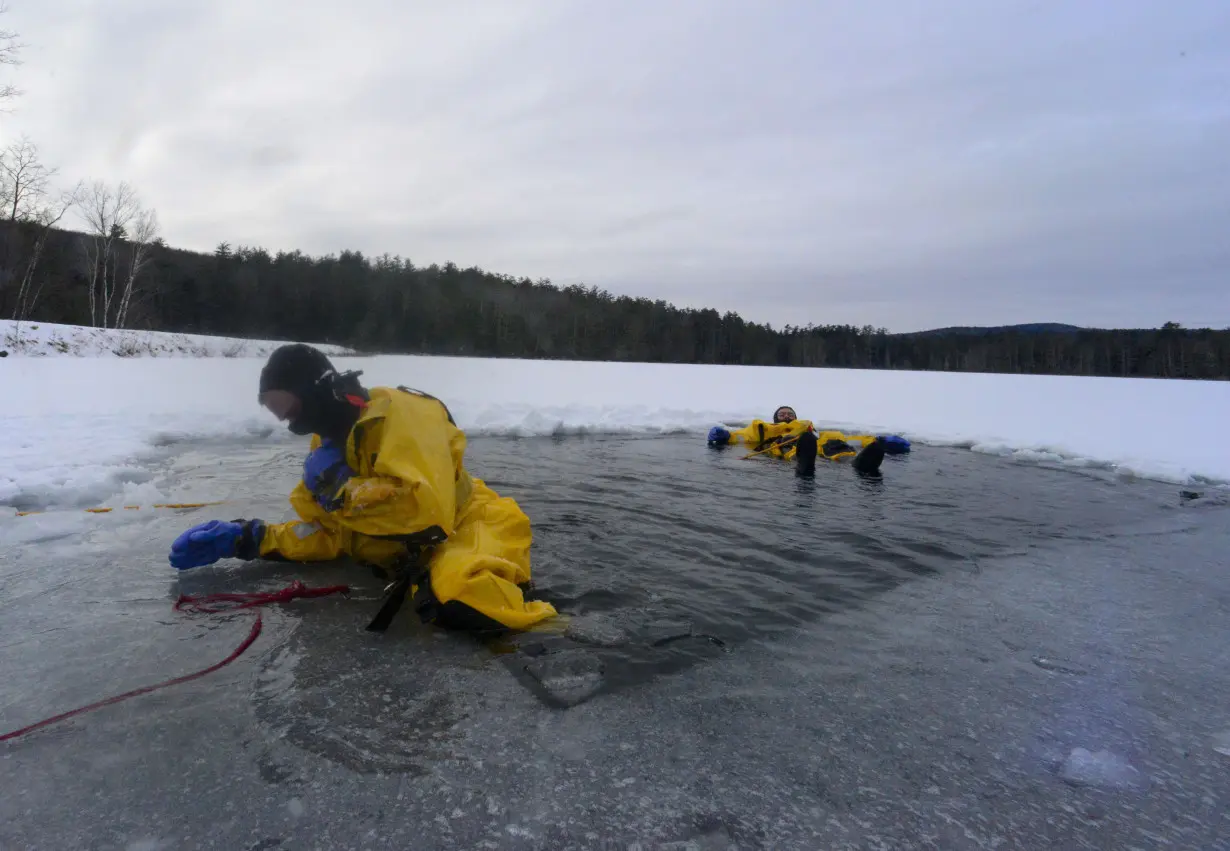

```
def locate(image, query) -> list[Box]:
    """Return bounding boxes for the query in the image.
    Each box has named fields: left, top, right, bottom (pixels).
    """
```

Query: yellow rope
left=14, top=501, right=227, bottom=518
left=742, top=434, right=802, bottom=460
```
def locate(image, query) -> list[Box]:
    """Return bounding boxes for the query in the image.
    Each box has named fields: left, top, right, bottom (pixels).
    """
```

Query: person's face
left=259, top=389, right=302, bottom=423
left=774, top=407, right=796, bottom=424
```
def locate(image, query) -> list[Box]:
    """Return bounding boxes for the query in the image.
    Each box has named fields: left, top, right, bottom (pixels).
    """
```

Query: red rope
left=173, top=579, right=349, bottom=614
left=1, top=580, right=349, bottom=743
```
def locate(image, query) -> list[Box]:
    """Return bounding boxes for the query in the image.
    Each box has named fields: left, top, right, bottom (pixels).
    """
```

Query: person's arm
left=302, top=407, right=466, bottom=545
left=730, top=419, right=799, bottom=448
left=251, top=511, right=346, bottom=562
left=169, top=399, right=466, bottom=570
left=709, top=419, right=796, bottom=447
left=168, top=510, right=345, bottom=570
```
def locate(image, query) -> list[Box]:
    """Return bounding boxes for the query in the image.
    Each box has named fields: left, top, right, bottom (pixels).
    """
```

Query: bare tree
left=0, top=5, right=23, bottom=108
left=0, top=138, right=77, bottom=327
left=115, top=206, right=159, bottom=328
left=12, top=181, right=81, bottom=322
left=78, top=180, right=141, bottom=328
left=0, top=136, right=56, bottom=221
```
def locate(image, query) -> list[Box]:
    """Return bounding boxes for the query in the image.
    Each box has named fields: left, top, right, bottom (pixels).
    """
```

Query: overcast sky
left=4, top=0, right=1228, bottom=332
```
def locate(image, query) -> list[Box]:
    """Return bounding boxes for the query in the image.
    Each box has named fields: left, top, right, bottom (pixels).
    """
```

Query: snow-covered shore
left=1, top=319, right=355, bottom=359
left=2, top=322, right=1227, bottom=518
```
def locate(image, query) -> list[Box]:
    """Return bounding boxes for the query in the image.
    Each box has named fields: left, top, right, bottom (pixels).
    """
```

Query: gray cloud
left=4, top=0, right=1229, bottom=331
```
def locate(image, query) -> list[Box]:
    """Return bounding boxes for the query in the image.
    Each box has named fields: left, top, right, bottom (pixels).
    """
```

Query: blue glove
left=169, top=520, right=243, bottom=570
left=303, top=439, right=354, bottom=511
left=707, top=426, right=732, bottom=445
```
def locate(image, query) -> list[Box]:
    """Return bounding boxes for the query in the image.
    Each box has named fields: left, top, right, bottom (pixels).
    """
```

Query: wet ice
left=1058, top=747, right=1148, bottom=791
left=5, top=394, right=1230, bottom=847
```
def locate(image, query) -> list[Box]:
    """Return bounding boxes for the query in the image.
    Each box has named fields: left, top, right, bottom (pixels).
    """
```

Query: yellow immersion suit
left=718, top=418, right=879, bottom=461
left=255, top=386, right=557, bottom=632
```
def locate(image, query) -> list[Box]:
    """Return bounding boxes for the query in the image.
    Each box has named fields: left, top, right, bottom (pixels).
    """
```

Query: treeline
left=1, top=14, right=1227, bottom=379
left=4, top=225, right=1228, bottom=379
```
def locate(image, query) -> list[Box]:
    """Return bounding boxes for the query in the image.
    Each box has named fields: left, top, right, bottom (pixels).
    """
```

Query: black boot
left=852, top=437, right=886, bottom=476
left=795, top=431, right=818, bottom=477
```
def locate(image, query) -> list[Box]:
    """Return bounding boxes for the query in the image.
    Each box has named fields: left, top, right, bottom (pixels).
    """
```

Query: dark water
left=471, top=435, right=1184, bottom=700
left=2, top=434, right=1228, bottom=850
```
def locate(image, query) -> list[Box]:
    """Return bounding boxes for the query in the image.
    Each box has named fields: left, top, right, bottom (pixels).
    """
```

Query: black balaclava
left=259, top=344, right=366, bottom=442
left=773, top=405, right=796, bottom=424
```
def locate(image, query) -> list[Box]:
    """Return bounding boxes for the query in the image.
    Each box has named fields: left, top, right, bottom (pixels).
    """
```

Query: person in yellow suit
left=168, top=343, right=557, bottom=634
left=707, top=405, right=890, bottom=476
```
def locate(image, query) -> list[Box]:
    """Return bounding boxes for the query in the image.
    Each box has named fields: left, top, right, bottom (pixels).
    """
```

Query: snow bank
left=0, top=319, right=355, bottom=359
left=2, top=324, right=1228, bottom=513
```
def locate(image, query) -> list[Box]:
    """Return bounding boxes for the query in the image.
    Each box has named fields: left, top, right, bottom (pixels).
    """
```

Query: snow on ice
left=2, top=322, right=1228, bottom=532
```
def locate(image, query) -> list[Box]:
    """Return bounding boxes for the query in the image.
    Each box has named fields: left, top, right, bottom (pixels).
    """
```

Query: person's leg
left=794, top=431, right=818, bottom=477
left=417, top=479, right=558, bottom=632
left=820, top=436, right=856, bottom=460
left=852, top=437, right=886, bottom=475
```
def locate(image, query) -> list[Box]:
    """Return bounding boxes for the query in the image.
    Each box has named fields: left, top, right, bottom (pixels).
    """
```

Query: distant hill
left=899, top=323, right=1086, bottom=338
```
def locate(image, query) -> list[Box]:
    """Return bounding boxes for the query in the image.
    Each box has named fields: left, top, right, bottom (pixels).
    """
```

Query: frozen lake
left=4, top=432, right=1229, bottom=849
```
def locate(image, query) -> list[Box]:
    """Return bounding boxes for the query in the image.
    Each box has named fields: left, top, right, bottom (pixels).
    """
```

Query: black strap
left=364, top=547, right=440, bottom=632
left=365, top=571, right=414, bottom=632
left=361, top=384, right=457, bottom=632
left=410, top=570, right=440, bottom=623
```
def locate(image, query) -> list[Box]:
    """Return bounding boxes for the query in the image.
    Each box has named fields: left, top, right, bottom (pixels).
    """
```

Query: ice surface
left=1058, top=747, right=1148, bottom=791
left=124, top=840, right=169, bottom=851
left=563, top=613, right=632, bottom=647
left=4, top=407, right=1230, bottom=849
left=3, top=322, right=1228, bottom=530
left=1031, top=655, right=1089, bottom=676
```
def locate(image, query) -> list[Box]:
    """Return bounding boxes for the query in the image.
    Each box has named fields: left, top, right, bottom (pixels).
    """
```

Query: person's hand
left=303, top=439, right=354, bottom=511
left=169, top=520, right=243, bottom=570
left=707, top=426, right=732, bottom=445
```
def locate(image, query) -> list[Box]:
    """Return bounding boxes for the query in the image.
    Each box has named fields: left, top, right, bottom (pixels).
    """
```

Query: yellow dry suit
left=254, top=386, right=558, bottom=632
left=718, top=418, right=880, bottom=462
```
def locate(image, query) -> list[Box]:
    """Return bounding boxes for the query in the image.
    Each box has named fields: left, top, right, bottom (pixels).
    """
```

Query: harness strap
left=365, top=545, right=439, bottom=633
left=361, top=385, right=462, bottom=632
left=365, top=572, right=414, bottom=632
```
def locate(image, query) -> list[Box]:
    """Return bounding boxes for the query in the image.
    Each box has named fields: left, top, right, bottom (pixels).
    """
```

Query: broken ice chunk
left=563, top=614, right=629, bottom=647
left=523, top=649, right=605, bottom=707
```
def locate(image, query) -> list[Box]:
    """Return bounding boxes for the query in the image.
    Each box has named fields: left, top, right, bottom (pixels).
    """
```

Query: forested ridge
left=4, top=218, right=1227, bottom=379
left=1, top=14, right=1226, bottom=379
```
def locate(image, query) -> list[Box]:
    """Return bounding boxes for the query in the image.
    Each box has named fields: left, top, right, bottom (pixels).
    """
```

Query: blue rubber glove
left=303, top=439, right=354, bottom=511
left=169, top=520, right=243, bottom=570
left=707, top=426, right=732, bottom=445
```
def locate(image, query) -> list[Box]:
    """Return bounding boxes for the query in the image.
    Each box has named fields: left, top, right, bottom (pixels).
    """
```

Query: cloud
left=4, top=0, right=1229, bottom=331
